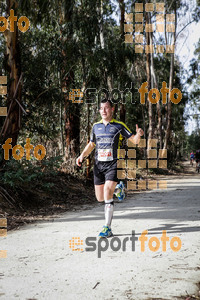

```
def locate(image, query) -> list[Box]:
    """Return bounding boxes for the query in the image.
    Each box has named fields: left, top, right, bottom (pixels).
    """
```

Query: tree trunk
left=86, top=103, right=91, bottom=178
left=99, top=0, right=116, bottom=115
left=145, top=10, right=153, bottom=147
left=64, top=71, right=80, bottom=158
left=163, top=54, right=174, bottom=149
left=59, top=1, right=80, bottom=159
left=1, top=0, right=22, bottom=149
left=59, top=90, right=64, bottom=155
left=119, top=0, right=126, bottom=122
left=163, top=4, right=176, bottom=149
left=81, top=54, right=91, bottom=178
left=149, top=32, right=162, bottom=148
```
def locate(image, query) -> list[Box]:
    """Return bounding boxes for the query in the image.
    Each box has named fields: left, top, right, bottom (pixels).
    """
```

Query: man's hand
left=128, top=124, right=144, bottom=144
left=76, top=141, right=95, bottom=167
left=76, top=154, right=84, bottom=167
left=136, top=124, right=144, bottom=137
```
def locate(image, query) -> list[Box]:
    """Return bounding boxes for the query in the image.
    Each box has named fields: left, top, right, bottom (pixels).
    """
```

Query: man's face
left=99, top=102, right=114, bottom=121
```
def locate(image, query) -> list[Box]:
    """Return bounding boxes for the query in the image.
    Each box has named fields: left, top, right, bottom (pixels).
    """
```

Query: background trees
left=0, top=0, right=199, bottom=174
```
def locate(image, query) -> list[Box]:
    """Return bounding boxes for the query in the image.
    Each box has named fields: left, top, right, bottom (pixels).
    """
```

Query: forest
left=0, top=0, right=200, bottom=223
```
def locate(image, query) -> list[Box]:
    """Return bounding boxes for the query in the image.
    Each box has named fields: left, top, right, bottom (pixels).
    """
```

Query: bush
left=0, top=156, right=63, bottom=191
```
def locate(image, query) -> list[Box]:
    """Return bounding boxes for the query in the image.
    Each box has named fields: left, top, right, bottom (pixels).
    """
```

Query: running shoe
left=98, top=226, right=113, bottom=238
left=114, top=181, right=125, bottom=201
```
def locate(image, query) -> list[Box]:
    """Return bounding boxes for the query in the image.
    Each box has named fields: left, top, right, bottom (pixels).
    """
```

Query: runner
left=76, top=99, right=144, bottom=238
left=195, top=149, right=200, bottom=169
left=190, top=151, right=195, bottom=166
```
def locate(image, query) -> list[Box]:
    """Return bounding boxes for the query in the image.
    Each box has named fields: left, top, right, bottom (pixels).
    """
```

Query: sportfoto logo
left=124, top=2, right=175, bottom=54
left=1, top=138, right=46, bottom=161
left=0, top=10, right=30, bottom=33
left=69, top=230, right=182, bottom=258
left=0, top=218, right=7, bottom=259
left=69, top=81, right=182, bottom=105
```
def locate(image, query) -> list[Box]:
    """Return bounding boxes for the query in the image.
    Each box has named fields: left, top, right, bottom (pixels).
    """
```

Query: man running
left=76, top=99, right=144, bottom=238
left=195, top=150, right=200, bottom=169
left=190, top=151, right=195, bottom=166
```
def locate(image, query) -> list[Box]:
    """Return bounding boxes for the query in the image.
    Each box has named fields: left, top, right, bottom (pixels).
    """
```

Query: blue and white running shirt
left=90, top=118, right=133, bottom=163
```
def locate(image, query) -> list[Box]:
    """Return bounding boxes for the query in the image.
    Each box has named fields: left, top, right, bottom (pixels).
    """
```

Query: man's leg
left=96, top=180, right=117, bottom=237
left=95, top=182, right=116, bottom=227
left=94, top=184, right=104, bottom=202
left=104, top=180, right=117, bottom=228
left=104, top=180, right=117, bottom=201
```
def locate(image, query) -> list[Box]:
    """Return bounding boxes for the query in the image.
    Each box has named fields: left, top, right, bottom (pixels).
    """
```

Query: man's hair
left=100, top=99, right=113, bottom=108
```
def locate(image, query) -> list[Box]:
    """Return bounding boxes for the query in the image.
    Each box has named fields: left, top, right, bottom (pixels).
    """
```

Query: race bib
left=98, top=149, right=113, bottom=162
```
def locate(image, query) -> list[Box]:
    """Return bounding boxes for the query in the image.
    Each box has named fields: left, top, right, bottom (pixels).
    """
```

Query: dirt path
left=0, top=161, right=200, bottom=300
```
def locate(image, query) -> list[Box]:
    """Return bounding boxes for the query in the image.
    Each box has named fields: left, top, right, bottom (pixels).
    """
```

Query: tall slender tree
left=1, top=0, right=22, bottom=148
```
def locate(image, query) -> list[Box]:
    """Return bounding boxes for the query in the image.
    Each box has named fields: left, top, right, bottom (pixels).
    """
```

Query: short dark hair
left=100, top=99, right=113, bottom=107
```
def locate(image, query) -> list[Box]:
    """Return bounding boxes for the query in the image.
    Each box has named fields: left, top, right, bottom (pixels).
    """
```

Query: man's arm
left=128, top=124, right=144, bottom=144
left=76, top=141, right=95, bottom=167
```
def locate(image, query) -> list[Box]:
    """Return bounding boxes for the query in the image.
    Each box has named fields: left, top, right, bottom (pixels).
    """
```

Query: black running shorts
left=93, top=160, right=118, bottom=185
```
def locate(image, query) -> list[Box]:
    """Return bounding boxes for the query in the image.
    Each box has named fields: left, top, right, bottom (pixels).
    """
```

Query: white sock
left=104, top=199, right=114, bottom=228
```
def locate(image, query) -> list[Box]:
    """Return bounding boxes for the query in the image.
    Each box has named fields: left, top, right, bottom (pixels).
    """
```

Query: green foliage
left=187, top=130, right=200, bottom=152
left=0, top=156, right=63, bottom=190
left=1, top=0, right=199, bottom=181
